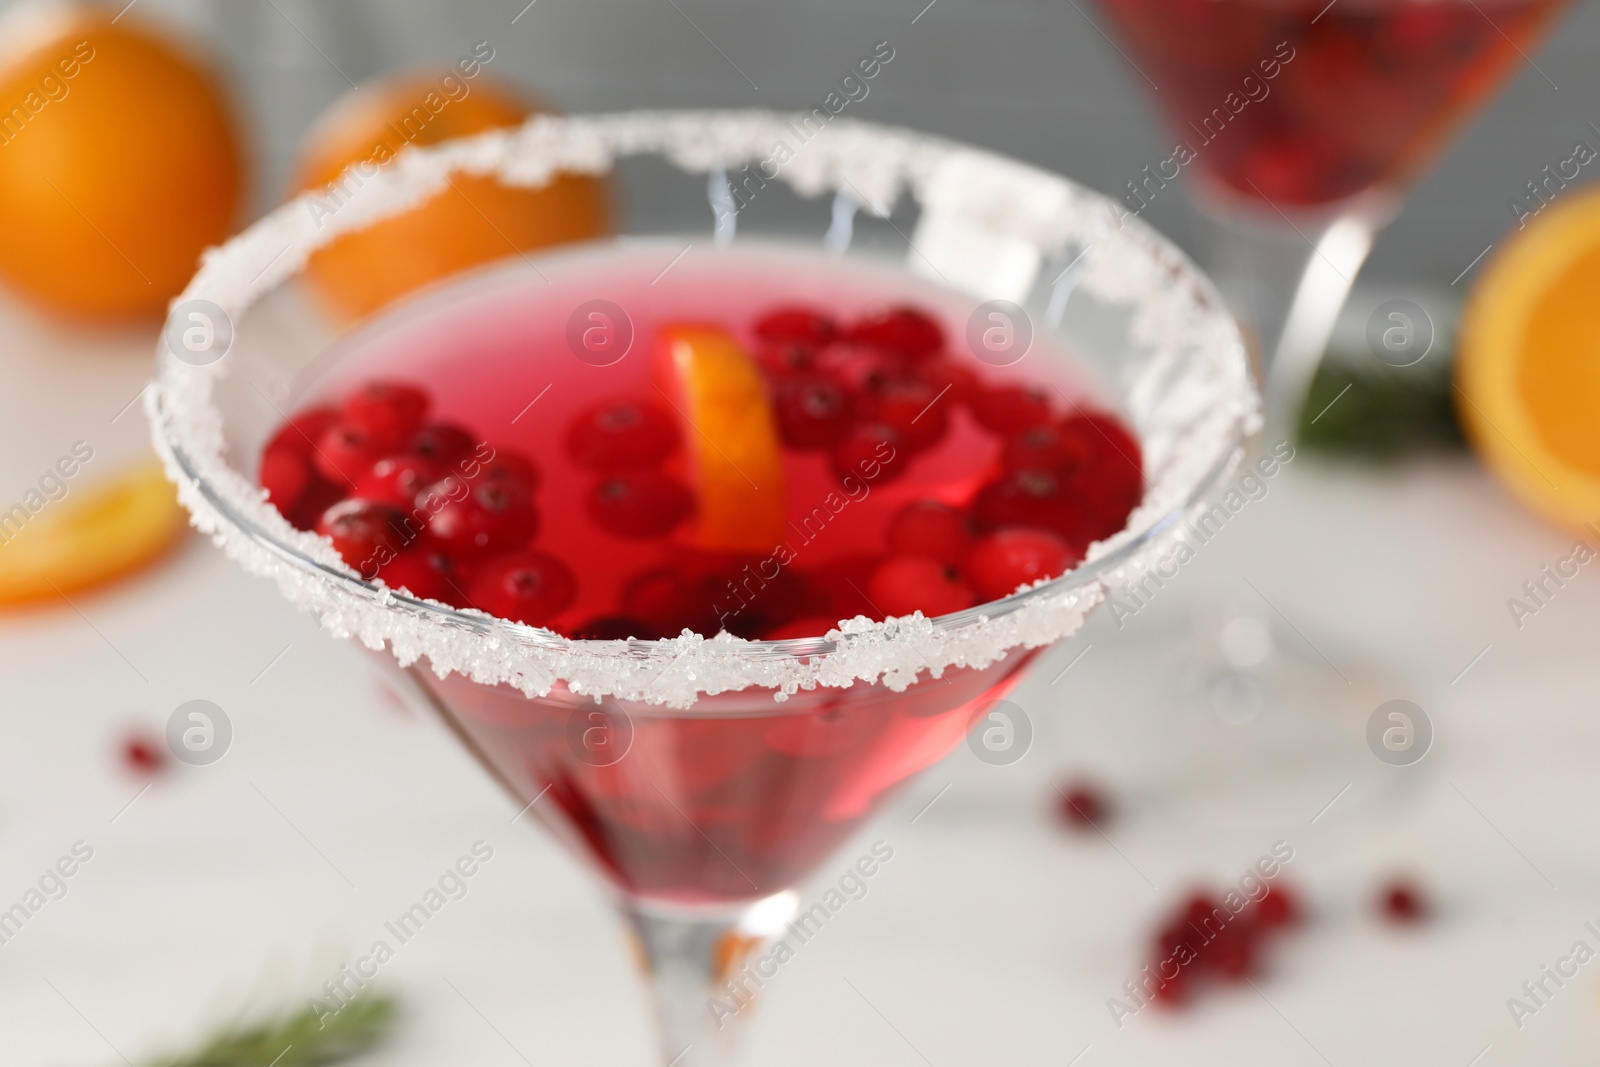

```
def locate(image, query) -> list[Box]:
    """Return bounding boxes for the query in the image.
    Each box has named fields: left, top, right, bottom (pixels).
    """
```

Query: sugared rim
left=146, top=109, right=1258, bottom=708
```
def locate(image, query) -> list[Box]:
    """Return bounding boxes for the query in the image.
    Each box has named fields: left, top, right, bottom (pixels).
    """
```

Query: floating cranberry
left=1057, top=412, right=1144, bottom=538
left=1056, top=781, right=1109, bottom=830
left=755, top=305, right=837, bottom=350
left=569, top=616, right=656, bottom=640
left=970, top=383, right=1054, bottom=433
left=353, top=454, right=446, bottom=510
left=121, top=732, right=167, bottom=775
left=1378, top=878, right=1427, bottom=923
left=798, top=555, right=881, bottom=621
left=847, top=305, right=944, bottom=361
left=565, top=400, right=680, bottom=470
left=813, top=342, right=907, bottom=396
left=886, top=500, right=970, bottom=566
left=424, top=478, right=539, bottom=560
left=867, top=556, right=976, bottom=618
left=587, top=470, right=694, bottom=539
left=918, top=359, right=980, bottom=405
left=467, top=450, right=540, bottom=491
left=774, top=374, right=855, bottom=450
left=313, top=421, right=395, bottom=487
left=971, top=468, right=1094, bottom=545
left=1002, top=422, right=1094, bottom=474
left=317, top=499, right=410, bottom=577
left=623, top=568, right=716, bottom=636
left=343, top=380, right=429, bottom=440
left=829, top=422, right=908, bottom=486
left=376, top=548, right=464, bottom=603
left=259, top=442, right=312, bottom=514
left=763, top=615, right=840, bottom=640
left=408, top=422, right=478, bottom=465
left=965, top=528, right=1078, bottom=601
left=863, top=377, right=949, bottom=452
left=286, top=477, right=346, bottom=533
left=267, top=405, right=339, bottom=456
left=468, top=551, right=576, bottom=626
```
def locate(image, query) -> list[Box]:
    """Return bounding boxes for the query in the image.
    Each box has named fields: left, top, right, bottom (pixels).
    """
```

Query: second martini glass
left=147, top=111, right=1254, bottom=1064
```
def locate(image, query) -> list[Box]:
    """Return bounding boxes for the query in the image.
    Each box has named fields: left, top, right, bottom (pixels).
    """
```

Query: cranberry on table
left=317, top=499, right=410, bottom=576
left=847, top=305, right=944, bottom=361
left=376, top=548, right=465, bottom=603
left=754, top=305, right=837, bottom=350
left=1056, top=781, right=1110, bottom=830
left=121, top=732, right=167, bottom=775
left=587, top=470, right=694, bottom=539
left=1378, top=878, right=1428, bottom=923
left=774, top=374, right=855, bottom=450
left=313, top=421, right=395, bottom=487
left=970, top=383, right=1055, bottom=433
left=829, top=422, right=908, bottom=486
left=887, top=500, right=971, bottom=566
left=408, top=422, right=478, bottom=465
left=565, top=400, right=680, bottom=470
left=1254, top=884, right=1299, bottom=928
left=342, top=380, right=429, bottom=440
left=868, top=556, right=977, bottom=618
left=468, top=550, right=577, bottom=626
left=424, top=478, right=539, bottom=559
left=353, top=454, right=446, bottom=510
left=965, top=528, right=1078, bottom=602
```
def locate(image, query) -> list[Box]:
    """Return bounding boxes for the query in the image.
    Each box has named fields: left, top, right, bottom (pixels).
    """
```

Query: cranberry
left=813, top=342, right=908, bottom=396
left=1057, top=412, right=1144, bottom=538
left=1056, top=781, right=1109, bottom=830
left=259, top=442, right=312, bottom=514
left=121, top=733, right=167, bottom=775
left=763, top=615, right=840, bottom=640
left=829, top=423, right=908, bottom=486
left=423, top=478, right=539, bottom=560
left=313, top=421, right=396, bottom=487
left=970, top=383, right=1054, bottom=434
left=569, top=616, right=657, bottom=640
left=1208, top=927, right=1258, bottom=982
left=267, top=405, right=339, bottom=456
left=862, top=377, right=949, bottom=452
left=353, top=454, right=446, bottom=510
left=408, top=422, right=478, bottom=465
left=755, top=305, right=837, bottom=350
left=565, top=400, right=680, bottom=470
left=886, top=501, right=970, bottom=566
left=971, top=468, right=1094, bottom=545
left=1002, top=422, right=1094, bottom=474
left=1255, top=884, right=1299, bottom=928
left=317, top=499, right=410, bottom=577
left=587, top=470, right=694, bottom=539
left=343, top=381, right=429, bottom=440
left=918, top=359, right=980, bottom=405
left=867, top=556, right=976, bottom=618
left=798, top=555, right=881, bottom=621
left=1378, top=879, right=1427, bottom=923
left=286, top=477, right=346, bottom=533
left=468, top=551, right=577, bottom=626
left=774, top=374, right=855, bottom=450
left=623, top=568, right=717, bottom=636
left=467, top=450, right=540, bottom=491
left=376, top=548, right=464, bottom=603
left=964, top=529, right=1078, bottom=601
left=847, top=305, right=944, bottom=361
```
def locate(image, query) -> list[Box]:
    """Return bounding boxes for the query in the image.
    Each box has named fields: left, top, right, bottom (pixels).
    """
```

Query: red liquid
left=269, top=242, right=1138, bottom=903
left=1098, top=0, right=1569, bottom=207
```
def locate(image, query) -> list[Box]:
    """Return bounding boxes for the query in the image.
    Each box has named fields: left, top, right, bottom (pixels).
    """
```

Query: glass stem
left=621, top=892, right=798, bottom=1067
left=1199, top=200, right=1386, bottom=440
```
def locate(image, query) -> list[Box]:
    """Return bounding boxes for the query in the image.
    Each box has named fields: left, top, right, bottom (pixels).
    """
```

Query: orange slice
left=656, top=324, right=786, bottom=553
left=0, top=461, right=185, bottom=605
left=1457, top=185, right=1600, bottom=532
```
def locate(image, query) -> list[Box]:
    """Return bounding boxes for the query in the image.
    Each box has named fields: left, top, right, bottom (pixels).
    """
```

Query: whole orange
left=0, top=4, right=244, bottom=320
left=294, top=71, right=610, bottom=319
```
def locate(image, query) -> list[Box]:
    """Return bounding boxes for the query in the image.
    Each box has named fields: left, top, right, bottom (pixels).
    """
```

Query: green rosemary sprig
left=1297, top=350, right=1465, bottom=459
left=140, top=993, right=397, bottom=1067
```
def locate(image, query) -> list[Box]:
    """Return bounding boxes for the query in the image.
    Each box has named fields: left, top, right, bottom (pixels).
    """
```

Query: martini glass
left=1096, top=0, right=1571, bottom=425
left=146, top=110, right=1255, bottom=1064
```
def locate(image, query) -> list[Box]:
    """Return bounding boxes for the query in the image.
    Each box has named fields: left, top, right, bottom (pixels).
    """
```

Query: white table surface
left=2, top=288, right=1598, bottom=1067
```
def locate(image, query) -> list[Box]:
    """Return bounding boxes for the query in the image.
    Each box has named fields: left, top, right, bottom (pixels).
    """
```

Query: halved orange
left=0, top=462, right=185, bottom=605
left=1457, top=186, right=1600, bottom=532
left=656, top=325, right=786, bottom=553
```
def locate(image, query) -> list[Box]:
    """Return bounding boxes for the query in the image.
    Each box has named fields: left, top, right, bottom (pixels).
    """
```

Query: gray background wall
left=44, top=0, right=1598, bottom=286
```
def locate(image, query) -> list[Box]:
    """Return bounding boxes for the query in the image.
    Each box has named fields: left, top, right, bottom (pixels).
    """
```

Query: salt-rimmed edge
left=146, top=109, right=1258, bottom=710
